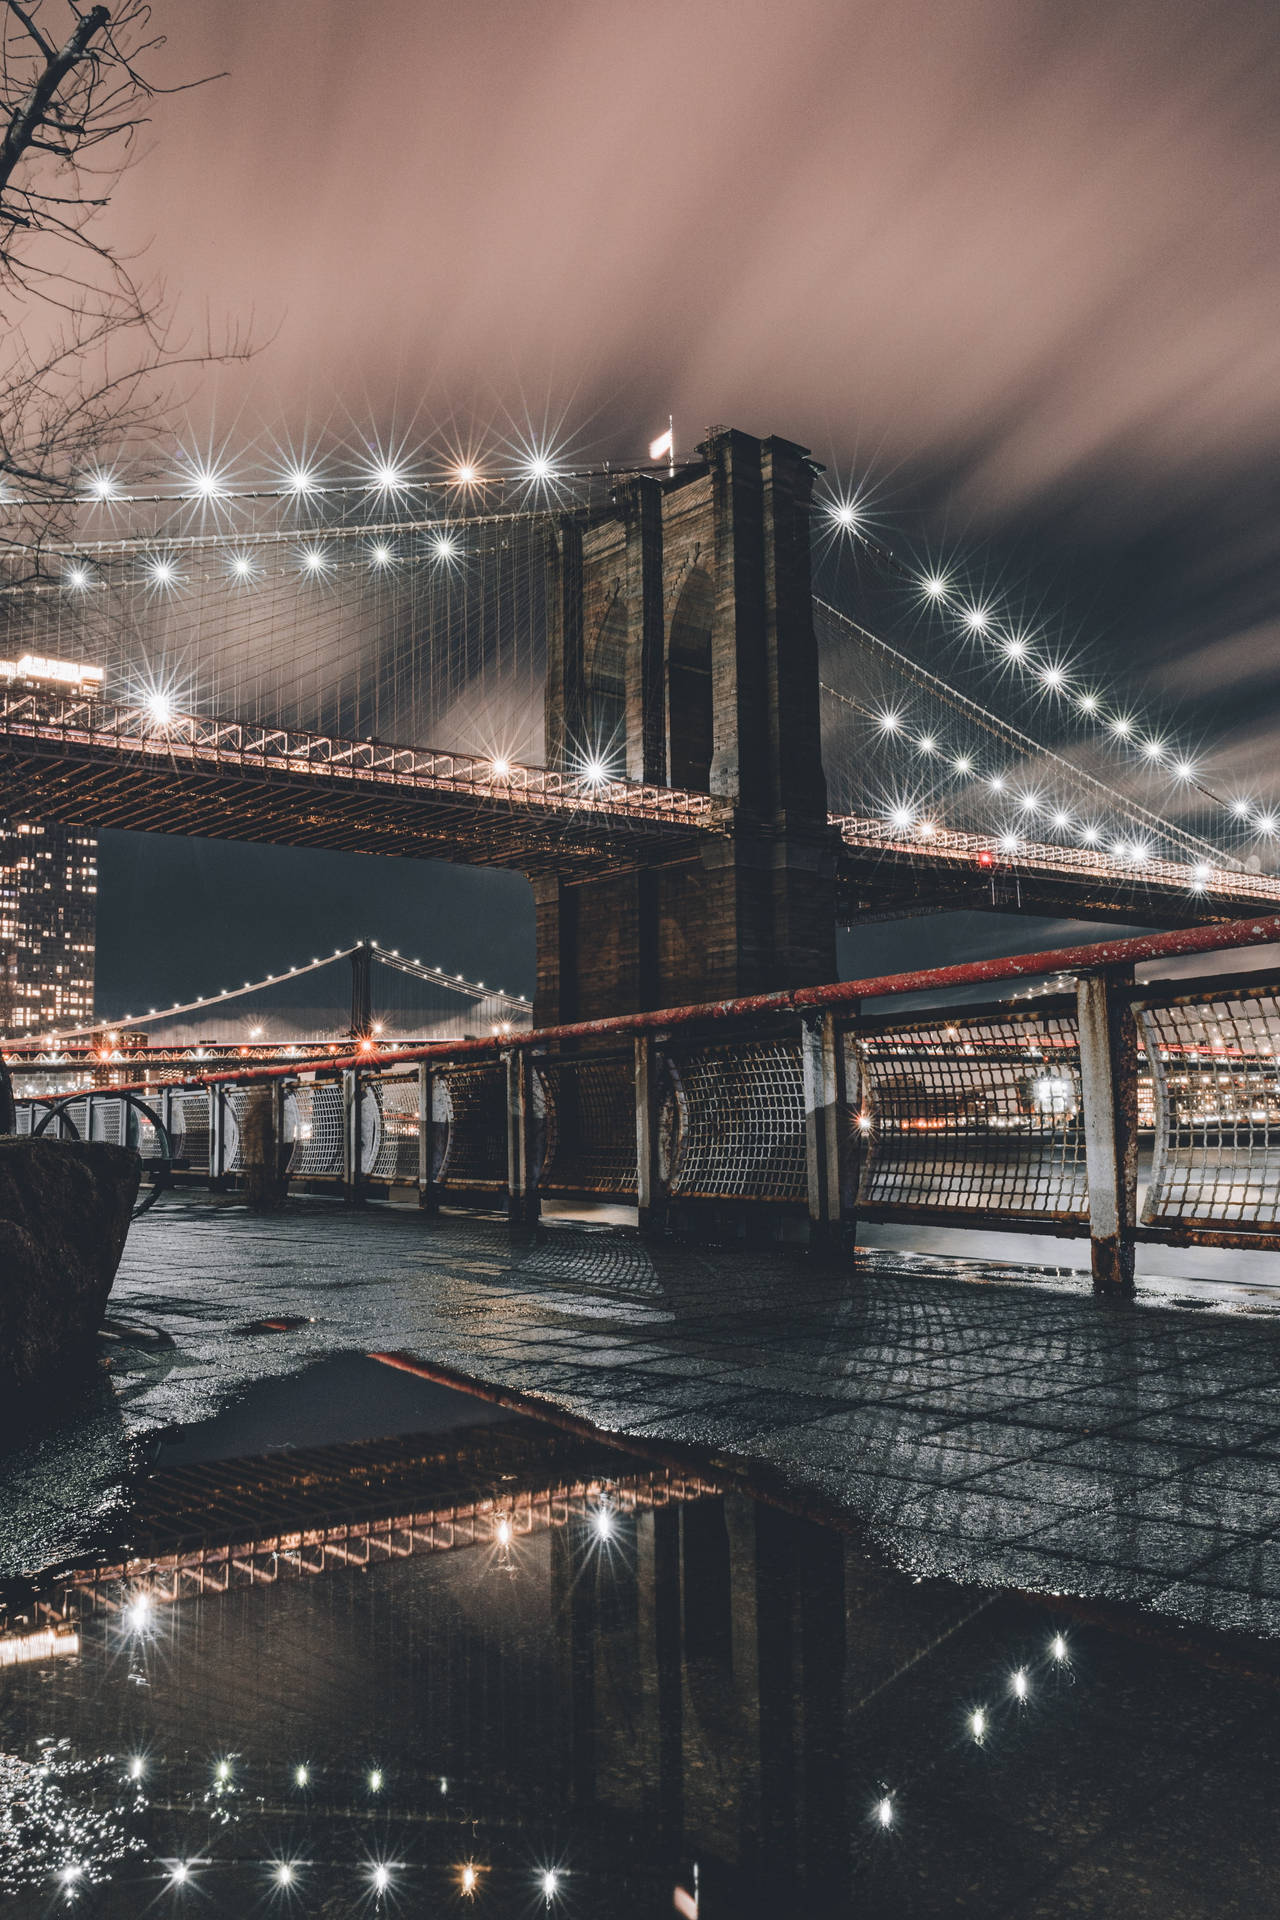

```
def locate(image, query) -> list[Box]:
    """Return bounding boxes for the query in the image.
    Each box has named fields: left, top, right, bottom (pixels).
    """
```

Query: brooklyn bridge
left=6, top=427, right=1280, bottom=1318
left=4, top=426, right=1278, bottom=1037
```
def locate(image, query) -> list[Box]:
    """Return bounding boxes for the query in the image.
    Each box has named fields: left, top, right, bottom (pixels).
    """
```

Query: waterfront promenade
left=86, top=1197, right=1280, bottom=1640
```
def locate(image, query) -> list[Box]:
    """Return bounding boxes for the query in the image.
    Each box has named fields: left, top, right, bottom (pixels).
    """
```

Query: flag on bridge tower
left=649, top=418, right=675, bottom=473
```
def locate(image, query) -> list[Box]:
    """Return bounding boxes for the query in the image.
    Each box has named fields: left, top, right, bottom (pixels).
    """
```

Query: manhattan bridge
left=2, top=423, right=1278, bottom=1037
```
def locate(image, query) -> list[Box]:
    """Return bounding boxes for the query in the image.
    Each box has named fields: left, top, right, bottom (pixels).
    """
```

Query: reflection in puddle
left=2, top=1373, right=1278, bottom=1916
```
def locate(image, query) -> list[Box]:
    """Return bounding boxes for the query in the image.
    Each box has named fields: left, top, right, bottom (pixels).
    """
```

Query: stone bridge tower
left=535, top=427, right=837, bottom=1024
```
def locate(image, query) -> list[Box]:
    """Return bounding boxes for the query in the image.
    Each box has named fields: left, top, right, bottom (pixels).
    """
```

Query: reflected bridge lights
left=122, top=1591, right=153, bottom=1635
left=493, top=1512, right=517, bottom=1572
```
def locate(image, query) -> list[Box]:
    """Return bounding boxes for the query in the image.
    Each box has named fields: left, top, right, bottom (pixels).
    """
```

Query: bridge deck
left=0, top=692, right=724, bottom=878
left=836, top=816, right=1280, bottom=929
left=4, top=692, right=1279, bottom=924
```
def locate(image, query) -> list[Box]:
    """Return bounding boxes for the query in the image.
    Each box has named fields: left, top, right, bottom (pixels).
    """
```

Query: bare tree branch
left=0, top=3, right=249, bottom=566
left=0, top=6, right=108, bottom=198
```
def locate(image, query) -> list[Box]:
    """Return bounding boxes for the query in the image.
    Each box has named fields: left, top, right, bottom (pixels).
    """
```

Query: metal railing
left=16, top=913, right=1280, bottom=1291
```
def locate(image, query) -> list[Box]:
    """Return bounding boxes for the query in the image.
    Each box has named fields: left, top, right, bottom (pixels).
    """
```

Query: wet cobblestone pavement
left=14, top=1197, right=1280, bottom=1637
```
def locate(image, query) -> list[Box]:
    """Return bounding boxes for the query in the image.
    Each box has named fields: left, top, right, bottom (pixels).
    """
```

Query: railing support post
left=342, top=1068, right=364, bottom=1207
left=273, top=1079, right=290, bottom=1192
left=1077, top=967, right=1138, bottom=1296
left=635, top=1032, right=666, bottom=1233
left=801, top=1011, right=846, bottom=1255
left=417, top=1062, right=439, bottom=1214
left=208, top=1086, right=227, bottom=1191
left=506, top=1047, right=539, bottom=1224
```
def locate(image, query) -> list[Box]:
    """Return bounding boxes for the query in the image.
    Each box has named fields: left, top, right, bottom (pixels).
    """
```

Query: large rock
left=0, top=1139, right=140, bottom=1396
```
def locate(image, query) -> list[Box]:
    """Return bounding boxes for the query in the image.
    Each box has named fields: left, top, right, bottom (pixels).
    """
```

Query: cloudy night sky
left=82, top=0, right=1280, bottom=1013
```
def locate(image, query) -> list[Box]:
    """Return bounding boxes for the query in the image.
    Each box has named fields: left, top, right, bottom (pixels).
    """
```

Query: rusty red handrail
left=44, top=910, right=1280, bottom=1099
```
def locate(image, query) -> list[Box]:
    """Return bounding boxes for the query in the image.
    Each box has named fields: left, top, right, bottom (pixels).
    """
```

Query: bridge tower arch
left=667, top=562, right=714, bottom=792
left=536, top=427, right=838, bottom=1024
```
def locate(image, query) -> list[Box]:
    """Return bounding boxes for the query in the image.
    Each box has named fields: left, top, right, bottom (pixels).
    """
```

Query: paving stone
left=1021, top=1512, right=1252, bottom=1577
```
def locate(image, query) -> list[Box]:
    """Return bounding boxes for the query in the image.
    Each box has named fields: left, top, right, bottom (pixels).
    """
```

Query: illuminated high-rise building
left=0, top=655, right=103, bottom=1037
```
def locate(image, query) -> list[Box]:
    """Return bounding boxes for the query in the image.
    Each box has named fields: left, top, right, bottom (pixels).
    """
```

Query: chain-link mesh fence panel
left=539, top=1054, right=636, bottom=1194
left=283, top=1082, right=345, bottom=1179
left=1141, top=992, right=1280, bottom=1230
left=437, top=1063, right=506, bottom=1188
left=131, top=1101, right=165, bottom=1164
left=219, top=1089, right=249, bottom=1173
left=67, top=1095, right=127, bottom=1147
left=856, top=1011, right=1087, bottom=1219
left=668, top=1038, right=808, bottom=1202
left=365, top=1075, right=421, bottom=1183
left=167, top=1090, right=211, bottom=1174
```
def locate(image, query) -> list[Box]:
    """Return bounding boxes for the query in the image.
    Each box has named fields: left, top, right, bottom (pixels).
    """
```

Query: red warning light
left=977, top=849, right=994, bottom=868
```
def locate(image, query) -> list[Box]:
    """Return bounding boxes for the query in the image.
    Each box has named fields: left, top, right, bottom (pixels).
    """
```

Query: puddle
left=153, top=1352, right=512, bottom=1468
left=1, top=1361, right=1278, bottom=1915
